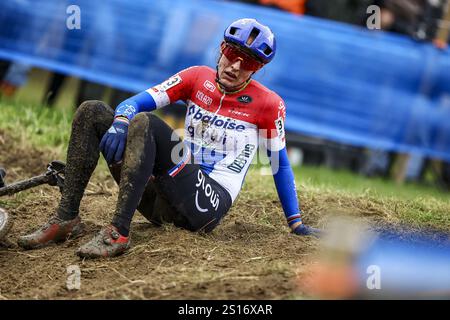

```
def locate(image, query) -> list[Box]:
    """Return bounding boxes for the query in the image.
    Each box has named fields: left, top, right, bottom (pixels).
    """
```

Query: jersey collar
left=215, top=77, right=252, bottom=95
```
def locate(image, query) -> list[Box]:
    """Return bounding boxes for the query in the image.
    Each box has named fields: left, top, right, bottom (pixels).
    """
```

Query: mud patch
left=0, top=129, right=54, bottom=181
left=0, top=130, right=317, bottom=299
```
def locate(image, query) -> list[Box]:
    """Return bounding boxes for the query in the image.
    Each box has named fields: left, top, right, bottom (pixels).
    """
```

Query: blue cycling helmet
left=224, top=18, right=276, bottom=64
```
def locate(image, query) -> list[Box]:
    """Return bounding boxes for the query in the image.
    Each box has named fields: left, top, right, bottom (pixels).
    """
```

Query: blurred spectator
left=442, top=161, right=450, bottom=190
left=323, top=141, right=367, bottom=173
left=416, top=0, right=447, bottom=41
left=43, top=74, right=106, bottom=108
left=75, top=81, right=133, bottom=111
left=0, top=62, right=31, bottom=97
left=259, top=0, right=307, bottom=14
left=75, top=80, right=107, bottom=107
left=109, top=89, right=134, bottom=109
left=375, top=0, right=427, bottom=36
left=304, top=0, right=446, bottom=40
left=404, top=153, right=428, bottom=182
left=286, top=134, right=326, bottom=167
left=360, top=150, right=393, bottom=178
left=431, top=0, right=450, bottom=48
left=363, top=1, right=448, bottom=182
left=306, top=0, right=374, bottom=26
left=43, top=72, right=67, bottom=106
left=0, top=60, right=11, bottom=82
left=375, top=0, right=448, bottom=42
left=43, top=72, right=133, bottom=110
left=228, top=0, right=307, bottom=15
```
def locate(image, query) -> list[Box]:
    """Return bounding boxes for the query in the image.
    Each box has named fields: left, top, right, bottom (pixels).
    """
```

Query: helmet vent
left=229, top=27, right=238, bottom=35
left=260, top=43, right=273, bottom=56
left=246, top=27, right=260, bottom=46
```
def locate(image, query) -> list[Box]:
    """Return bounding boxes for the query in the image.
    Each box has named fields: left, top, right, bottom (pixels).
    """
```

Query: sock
left=57, top=207, right=79, bottom=221
left=112, top=222, right=129, bottom=237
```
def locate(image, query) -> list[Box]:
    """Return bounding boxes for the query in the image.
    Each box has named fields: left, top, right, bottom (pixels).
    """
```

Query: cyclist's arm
left=260, top=97, right=303, bottom=230
left=114, top=91, right=157, bottom=121
left=115, top=66, right=200, bottom=121
left=268, top=148, right=302, bottom=230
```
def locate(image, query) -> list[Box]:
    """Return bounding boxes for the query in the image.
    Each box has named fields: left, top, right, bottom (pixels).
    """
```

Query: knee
left=74, top=100, right=111, bottom=125
left=128, top=112, right=153, bottom=134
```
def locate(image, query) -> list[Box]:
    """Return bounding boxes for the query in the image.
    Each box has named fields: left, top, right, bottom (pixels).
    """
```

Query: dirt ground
left=0, top=129, right=444, bottom=300
left=0, top=129, right=321, bottom=299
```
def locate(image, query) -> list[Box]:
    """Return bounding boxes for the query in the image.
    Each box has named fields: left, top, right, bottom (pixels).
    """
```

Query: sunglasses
left=222, top=43, right=264, bottom=71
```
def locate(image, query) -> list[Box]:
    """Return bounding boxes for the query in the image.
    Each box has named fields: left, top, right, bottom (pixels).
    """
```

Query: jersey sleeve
left=258, top=95, right=286, bottom=152
left=114, top=66, right=200, bottom=121
left=259, top=95, right=303, bottom=228
left=144, top=66, right=201, bottom=108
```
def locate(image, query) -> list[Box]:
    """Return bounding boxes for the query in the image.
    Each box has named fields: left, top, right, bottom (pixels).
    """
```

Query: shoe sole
left=76, top=248, right=129, bottom=259
left=77, top=243, right=130, bottom=259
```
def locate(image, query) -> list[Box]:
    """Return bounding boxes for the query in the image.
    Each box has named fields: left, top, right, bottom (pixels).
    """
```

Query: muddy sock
left=57, top=101, right=114, bottom=221
left=57, top=206, right=79, bottom=221
left=112, top=113, right=156, bottom=234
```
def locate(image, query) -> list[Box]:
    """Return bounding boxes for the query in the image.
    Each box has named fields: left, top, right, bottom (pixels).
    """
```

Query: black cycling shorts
left=116, top=113, right=233, bottom=233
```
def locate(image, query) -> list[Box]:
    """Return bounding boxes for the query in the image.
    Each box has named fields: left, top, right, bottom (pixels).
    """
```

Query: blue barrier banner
left=0, top=0, right=450, bottom=160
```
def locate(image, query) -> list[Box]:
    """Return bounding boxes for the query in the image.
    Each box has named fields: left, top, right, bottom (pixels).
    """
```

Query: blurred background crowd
left=0, top=0, right=449, bottom=191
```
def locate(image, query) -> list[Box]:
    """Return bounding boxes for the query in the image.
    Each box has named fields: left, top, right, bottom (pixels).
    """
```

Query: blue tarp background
left=1, top=0, right=450, bottom=160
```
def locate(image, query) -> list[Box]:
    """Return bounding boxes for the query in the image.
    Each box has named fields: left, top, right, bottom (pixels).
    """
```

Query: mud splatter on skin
left=122, top=113, right=151, bottom=172
left=114, top=113, right=200, bottom=229
left=112, top=113, right=167, bottom=231
left=116, top=113, right=151, bottom=196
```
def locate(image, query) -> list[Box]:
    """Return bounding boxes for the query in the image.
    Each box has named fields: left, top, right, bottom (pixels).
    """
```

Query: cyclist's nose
left=230, top=59, right=242, bottom=71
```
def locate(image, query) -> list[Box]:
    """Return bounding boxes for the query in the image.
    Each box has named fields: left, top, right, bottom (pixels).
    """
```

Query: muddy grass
left=0, top=129, right=316, bottom=300
left=1, top=189, right=315, bottom=299
left=0, top=129, right=448, bottom=299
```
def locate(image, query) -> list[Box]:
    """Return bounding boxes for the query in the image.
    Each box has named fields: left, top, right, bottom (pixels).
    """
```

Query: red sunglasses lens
left=223, top=45, right=262, bottom=71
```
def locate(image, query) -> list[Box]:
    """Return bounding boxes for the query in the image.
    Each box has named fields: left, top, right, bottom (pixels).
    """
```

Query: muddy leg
left=110, top=113, right=156, bottom=236
left=57, top=100, right=114, bottom=220
left=109, top=164, right=166, bottom=226
left=111, top=113, right=186, bottom=236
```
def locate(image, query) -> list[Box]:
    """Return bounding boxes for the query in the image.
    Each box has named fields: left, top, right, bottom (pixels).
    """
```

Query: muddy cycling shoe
left=77, top=225, right=130, bottom=259
left=17, top=215, right=84, bottom=250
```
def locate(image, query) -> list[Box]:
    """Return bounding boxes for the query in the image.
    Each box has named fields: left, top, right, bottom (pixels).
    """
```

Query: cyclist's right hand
left=292, top=223, right=323, bottom=238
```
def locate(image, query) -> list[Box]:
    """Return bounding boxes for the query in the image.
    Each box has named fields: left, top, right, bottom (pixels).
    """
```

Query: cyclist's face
left=217, top=43, right=262, bottom=90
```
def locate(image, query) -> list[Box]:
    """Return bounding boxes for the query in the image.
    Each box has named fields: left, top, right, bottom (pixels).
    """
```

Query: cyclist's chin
left=218, top=76, right=244, bottom=91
